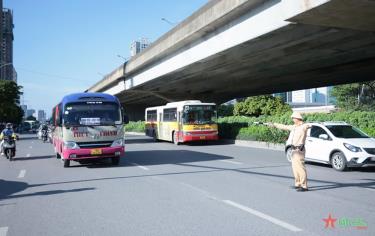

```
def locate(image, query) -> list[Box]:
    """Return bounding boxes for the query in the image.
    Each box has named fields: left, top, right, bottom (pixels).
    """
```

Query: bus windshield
left=63, top=102, right=121, bottom=126
left=182, top=105, right=217, bottom=125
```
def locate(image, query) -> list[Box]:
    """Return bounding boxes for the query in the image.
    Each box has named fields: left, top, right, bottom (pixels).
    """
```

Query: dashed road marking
left=219, top=160, right=243, bottom=165
left=222, top=200, right=302, bottom=232
left=0, top=227, right=8, bottom=236
left=29, top=146, right=33, bottom=149
left=178, top=181, right=303, bottom=232
left=130, top=162, right=149, bottom=171
left=26, top=154, right=31, bottom=157
left=364, top=187, right=375, bottom=192
left=18, top=170, right=26, bottom=178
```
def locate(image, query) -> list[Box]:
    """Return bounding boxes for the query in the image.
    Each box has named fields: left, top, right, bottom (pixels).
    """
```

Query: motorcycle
left=3, top=135, right=16, bottom=161
left=42, top=130, right=48, bottom=143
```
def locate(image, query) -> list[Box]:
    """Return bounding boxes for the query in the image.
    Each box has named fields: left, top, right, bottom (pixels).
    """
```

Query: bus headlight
left=64, top=141, right=80, bottom=150
left=111, top=139, right=124, bottom=147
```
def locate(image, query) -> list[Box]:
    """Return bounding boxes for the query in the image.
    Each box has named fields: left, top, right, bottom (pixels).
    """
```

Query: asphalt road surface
left=0, top=134, right=374, bottom=236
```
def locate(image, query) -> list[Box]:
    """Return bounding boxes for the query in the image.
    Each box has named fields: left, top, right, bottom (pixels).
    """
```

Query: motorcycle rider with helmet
left=0, top=123, right=17, bottom=156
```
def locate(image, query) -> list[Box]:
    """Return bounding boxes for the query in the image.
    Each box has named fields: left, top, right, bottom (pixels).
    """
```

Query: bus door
left=178, top=111, right=182, bottom=133
left=158, top=111, right=163, bottom=140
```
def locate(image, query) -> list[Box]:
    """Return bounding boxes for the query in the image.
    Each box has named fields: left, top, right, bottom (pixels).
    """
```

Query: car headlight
left=64, top=141, right=80, bottom=149
left=111, top=139, right=124, bottom=147
left=343, top=143, right=362, bottom=152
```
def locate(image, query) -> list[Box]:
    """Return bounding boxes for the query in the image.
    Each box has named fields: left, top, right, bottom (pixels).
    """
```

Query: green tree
left=0, top=80, right=24, bottom=125
left=233, top=95, right=291, bottom=117
left=218, top=104, right=234, bottom=117
left=331, top=81, right=375, bottom=111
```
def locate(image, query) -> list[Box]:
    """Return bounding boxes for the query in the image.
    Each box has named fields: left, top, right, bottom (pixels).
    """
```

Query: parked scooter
left=3, top=135, right=16, bottom=161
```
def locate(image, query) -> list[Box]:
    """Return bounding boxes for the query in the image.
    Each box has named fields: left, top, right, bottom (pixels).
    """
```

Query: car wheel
left=173, top=131, right=180, bottom=145
left=285, top=147, right=292, bottom=163
left=63, top=159, right=70, bottom=168
left=331, top=152, right=347, bottom=171
left=112, top=157, right=120, bottom=165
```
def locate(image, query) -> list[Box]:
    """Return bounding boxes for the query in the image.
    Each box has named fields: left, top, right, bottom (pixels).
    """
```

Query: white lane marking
left=18, top=170, right=26, bottom=178
left=130, top=162, right=149, bottom=171
left=219, top=160, right=243, bottom=165
left=364, top=187, right=375, bottom=192
left=29, top=146, right=33, bottom=149
left=222, top=200, right=302, bottom=232
left=180, top=182, right=219, bottom=200
left=0, top=227, right=8, bottom=236
left=26, top=154, right=31, bottom=157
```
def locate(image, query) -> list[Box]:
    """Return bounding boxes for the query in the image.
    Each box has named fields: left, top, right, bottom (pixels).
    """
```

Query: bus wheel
left=112, top=157, right=120, bottom=165
left=63, top=159, right=70, bottom=168
left=173, top=131, right=180, bottom=145
left=152, top=131, right=158, bottom=142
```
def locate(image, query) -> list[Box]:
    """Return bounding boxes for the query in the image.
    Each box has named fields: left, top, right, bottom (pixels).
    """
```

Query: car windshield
left=63, top=102, right=121, bottom=126
left=182, top=105, right=217, bottom=125
left=326, top=125, right=369, bottom=139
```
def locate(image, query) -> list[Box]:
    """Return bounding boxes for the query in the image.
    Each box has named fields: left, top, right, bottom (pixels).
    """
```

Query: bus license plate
left=200, top=136, right=206, bottom=140
left=91, top=149, right=102, bottom=155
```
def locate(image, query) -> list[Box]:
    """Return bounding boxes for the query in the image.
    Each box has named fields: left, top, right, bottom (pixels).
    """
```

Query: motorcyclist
left=0, top=123, right=17, bottom=155
left=41, top=124, right=49, bottom=140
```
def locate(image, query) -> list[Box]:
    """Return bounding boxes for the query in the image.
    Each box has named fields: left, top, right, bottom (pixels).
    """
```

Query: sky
left=4, top=0, right=208, bottom=117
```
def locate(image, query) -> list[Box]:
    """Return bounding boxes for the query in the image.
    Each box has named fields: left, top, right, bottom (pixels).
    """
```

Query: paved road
left=0, top=134, right=374, bottom=236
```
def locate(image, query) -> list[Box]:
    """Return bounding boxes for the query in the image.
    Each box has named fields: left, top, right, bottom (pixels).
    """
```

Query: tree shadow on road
left=0, top=179, right=95, bottom=201
left=66, top=149, right=234, bottom=168
left=13, top=155, right=54, bottom=161
left=175, top=162, right=375, bottom=192
left=306, top=161, right=375, bottom=173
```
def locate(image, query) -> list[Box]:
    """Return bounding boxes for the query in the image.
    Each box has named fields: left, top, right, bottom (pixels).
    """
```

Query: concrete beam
left=288, top=0, right=375, bottom=31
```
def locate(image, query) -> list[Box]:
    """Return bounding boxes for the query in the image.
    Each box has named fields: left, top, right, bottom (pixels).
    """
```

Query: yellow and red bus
left=145, top=100, right=218, bottom=144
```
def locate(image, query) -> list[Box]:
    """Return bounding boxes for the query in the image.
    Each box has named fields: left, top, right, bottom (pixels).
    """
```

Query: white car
left=286, top=122, right=375, bottom=171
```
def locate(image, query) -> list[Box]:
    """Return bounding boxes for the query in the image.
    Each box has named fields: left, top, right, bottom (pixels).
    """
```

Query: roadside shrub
left=233, top=95, right=291, bottom=117
left=218, top=111, right=375, bottom=143
left=125, top=121, right=145, bottom=133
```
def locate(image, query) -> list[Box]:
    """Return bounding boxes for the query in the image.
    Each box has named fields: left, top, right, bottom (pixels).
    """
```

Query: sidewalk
left=125, top=132, right=285, bottom=152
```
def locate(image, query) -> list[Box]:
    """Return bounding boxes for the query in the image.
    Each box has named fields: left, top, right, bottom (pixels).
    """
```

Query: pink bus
left=52, top=93, right=128, bottom=167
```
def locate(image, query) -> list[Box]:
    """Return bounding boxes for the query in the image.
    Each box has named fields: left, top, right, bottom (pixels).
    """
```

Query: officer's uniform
left=269, top=112, right=311, bottom=190
left=0, top=128, right=16, bottom=154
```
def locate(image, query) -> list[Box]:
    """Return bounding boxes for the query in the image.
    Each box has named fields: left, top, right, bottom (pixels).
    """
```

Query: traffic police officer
left=265, top=112, right=311, bottom=192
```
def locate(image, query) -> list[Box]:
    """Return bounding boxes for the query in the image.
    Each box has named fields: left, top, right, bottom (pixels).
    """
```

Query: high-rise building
left=1, top=8, right=16, bottom=82
left=0, top=1, right=3, bottom=67
left=130, top=38, right=150, bottom=57
left=26, top=109, right=35, bottom=118
left=274, top=87, right=334, bottom=108
left=38, top=110, right=46, bottom=122
left=21, top=105, right=27, bottom=117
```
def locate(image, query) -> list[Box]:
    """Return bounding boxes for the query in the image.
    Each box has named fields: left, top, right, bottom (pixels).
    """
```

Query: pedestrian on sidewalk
left=264, top=112, right=311, bottom=192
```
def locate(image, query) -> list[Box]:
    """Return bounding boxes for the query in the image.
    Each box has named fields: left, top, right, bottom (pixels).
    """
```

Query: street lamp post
left=0, top=63, right=13, bottom=80
left=0, top=62, right=12, bottom=69
left=117, top=55, right=129, bottom=62
left=161, top=18, right=176, bottom=26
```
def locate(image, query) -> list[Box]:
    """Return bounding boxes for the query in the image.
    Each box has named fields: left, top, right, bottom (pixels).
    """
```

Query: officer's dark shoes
left=296, top=187, right=308, bottom=192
